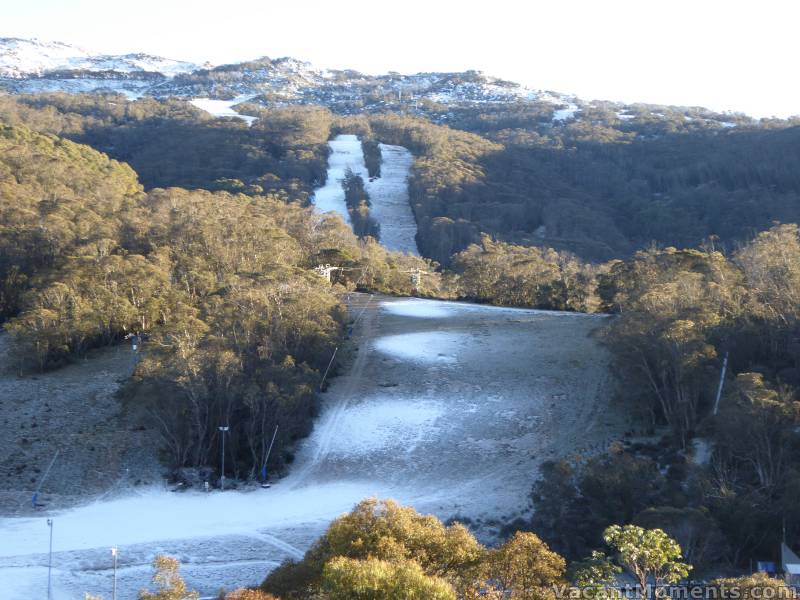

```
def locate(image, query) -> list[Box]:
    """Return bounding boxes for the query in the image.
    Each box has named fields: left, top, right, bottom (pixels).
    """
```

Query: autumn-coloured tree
left=484, top=531, right=566, bottom=600
left=321, top=557, right=455, bottom=600
left=138, top=555, right=198, bottom=600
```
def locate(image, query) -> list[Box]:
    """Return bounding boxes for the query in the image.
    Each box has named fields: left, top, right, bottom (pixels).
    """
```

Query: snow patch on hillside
left=364, top=144, right=419, bottom=255
left=189, top=95, right=258, bottom=125
left=312, top=134, right=369, bottom=222
left=6, top=77, right=152, bottom=98
left=553, top=104, right=579, bottom=122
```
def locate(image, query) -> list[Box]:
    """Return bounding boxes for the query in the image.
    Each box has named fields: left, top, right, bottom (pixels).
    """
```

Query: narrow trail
left=288, top=296, right=378, bottom=489
left=250, top=532, right=305, bottom=560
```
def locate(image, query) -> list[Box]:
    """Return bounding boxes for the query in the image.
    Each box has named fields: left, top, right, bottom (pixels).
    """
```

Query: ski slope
left=0, top=297, right=627, bottom=599
left=311, top=134, right=369, bottom=223
left=365, top=144, right=419, bottom=255
left=313, top=135, right=419, bottom=254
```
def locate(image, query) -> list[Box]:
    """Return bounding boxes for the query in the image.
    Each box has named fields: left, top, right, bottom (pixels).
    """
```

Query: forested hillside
left=0, top=94, right=332, bottom=196
left=3, top=89, right=800, bottom=575
left=0, top=122, right=435, bottom=478
left=3, top=93, right=800, bottom=267
left=530, top=226, right=800, bottom=569
left=366, top=112, right=800, bottom=263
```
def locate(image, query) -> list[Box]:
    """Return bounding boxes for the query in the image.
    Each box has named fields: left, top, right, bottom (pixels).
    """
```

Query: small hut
left=780, top=543, right=800, bottom=586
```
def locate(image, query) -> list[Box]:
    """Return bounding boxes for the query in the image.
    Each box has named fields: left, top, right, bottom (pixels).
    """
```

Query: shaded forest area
left=367, top=112, right=800, bottom=264
left=0, top=93, right=333, bottom=197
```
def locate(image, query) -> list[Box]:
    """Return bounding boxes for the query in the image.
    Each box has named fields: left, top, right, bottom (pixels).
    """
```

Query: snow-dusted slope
left=0, top=37, right=572, bottom=109
left=0, top=38, right=200, bottom=78
left=0, top=297, right=627, bottom=599
left=365, top=144, right=419, bottom=255
left=1, top=37, right=757, bottom=132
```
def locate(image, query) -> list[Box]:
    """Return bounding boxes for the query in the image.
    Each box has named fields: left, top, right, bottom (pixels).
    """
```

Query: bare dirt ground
left=0, top=334, right=163, bottom=516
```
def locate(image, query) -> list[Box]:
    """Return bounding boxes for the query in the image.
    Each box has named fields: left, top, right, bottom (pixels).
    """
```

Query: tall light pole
left=111, top=547, right=118, bottom=600
left=46, top=518, right=53, bottom=600
left=219, top=426, right=229, bottom=491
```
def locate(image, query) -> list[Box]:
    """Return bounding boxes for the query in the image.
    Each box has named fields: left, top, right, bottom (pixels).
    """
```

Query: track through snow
left=0, top=297, right=628, bottom=599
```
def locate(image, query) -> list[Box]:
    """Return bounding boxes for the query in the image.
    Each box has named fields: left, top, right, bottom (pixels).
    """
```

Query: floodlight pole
left=111, top=547, right=118, bottom=600
left=219, top=426, right=230, bottom=490
left=47, top=518, right=53, bottom=600
left=712, top=351, right=729, bottom=415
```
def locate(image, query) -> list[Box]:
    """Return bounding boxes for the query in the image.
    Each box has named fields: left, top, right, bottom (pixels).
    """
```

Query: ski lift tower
left=404, top=268, right=434, bottom=294
left=314, top=264, right=342, bottom=283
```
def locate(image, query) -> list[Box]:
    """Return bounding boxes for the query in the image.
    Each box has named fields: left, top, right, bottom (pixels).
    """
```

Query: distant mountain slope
left=0, top=37, right=202, bottom=78
left=0, top=37, right=577, bottom=110
left=1, top=37, right=774, bottom=133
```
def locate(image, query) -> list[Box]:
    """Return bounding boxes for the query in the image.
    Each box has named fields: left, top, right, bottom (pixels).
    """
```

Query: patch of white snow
left=373, top=331, right=464, bottom=364
left=553, top=104, right=579, bottom=122
left=189, top=95, right=257, bottom=125
left=364, top=144, right=419, bottom=254
left=311, top=134, right=369, bottom=223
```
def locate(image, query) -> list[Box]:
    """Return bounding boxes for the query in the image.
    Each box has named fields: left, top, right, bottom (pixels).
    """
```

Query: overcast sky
left=4, top=0, right=798, bottom=117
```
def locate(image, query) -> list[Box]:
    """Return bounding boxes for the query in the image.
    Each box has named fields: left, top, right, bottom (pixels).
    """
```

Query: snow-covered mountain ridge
left=0, top=37, right=572, bottom=108
left=0, top=37, right=203, bottom=78
left=1, top=37, right=764, bottom=129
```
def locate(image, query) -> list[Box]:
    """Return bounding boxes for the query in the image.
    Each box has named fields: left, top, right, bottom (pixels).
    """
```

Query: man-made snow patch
left=365, top=144, right=419, bottom=255
left=311, top=134, right=369, bottom=223
left=3, top=567, right=72, bottom=600
left=313, top=136, right=419, bottom=254
left=189, top=95, right=257, bottom=125
left=382, top=298, right=455, bottom=319
left=325, top=399, right=444, bottom=455
left=0, top=484, right=380, bottom=558
left=373, top=331, right=464, bottom=364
